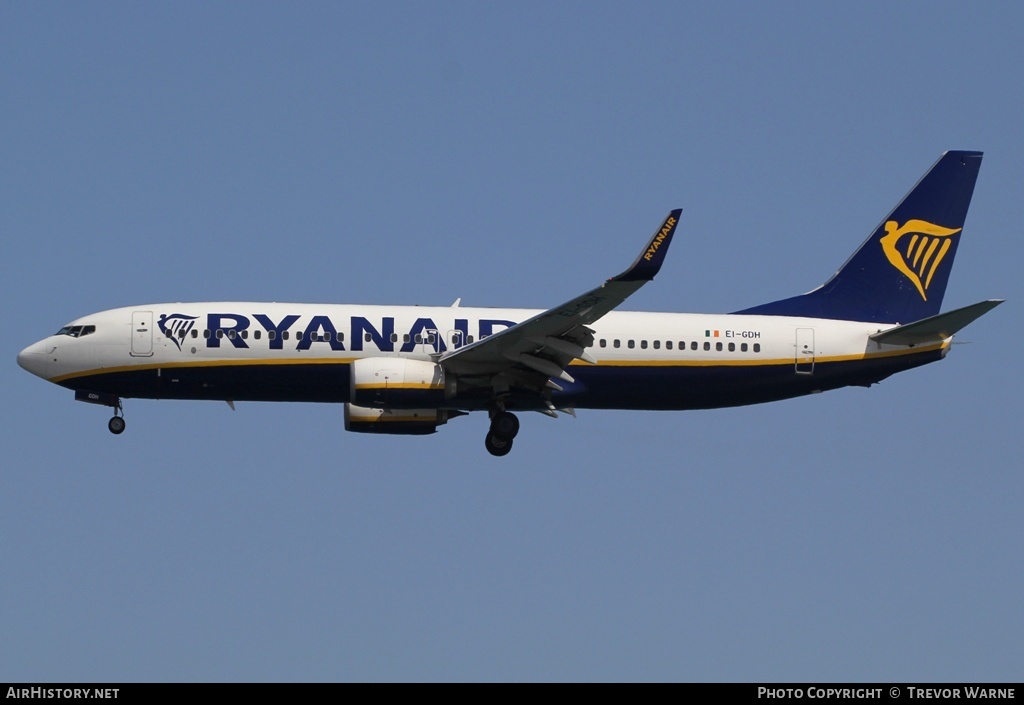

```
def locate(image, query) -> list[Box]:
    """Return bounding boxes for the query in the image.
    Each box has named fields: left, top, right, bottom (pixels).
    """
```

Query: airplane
left=17, top=151, right=1002, bottom=456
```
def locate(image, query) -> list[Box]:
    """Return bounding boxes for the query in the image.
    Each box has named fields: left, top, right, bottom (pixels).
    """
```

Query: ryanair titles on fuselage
left=158, top=311, right=519, bottom=354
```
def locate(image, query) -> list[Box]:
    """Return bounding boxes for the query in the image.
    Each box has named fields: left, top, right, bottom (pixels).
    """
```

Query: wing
left=438, top=209, right=681, bottom=396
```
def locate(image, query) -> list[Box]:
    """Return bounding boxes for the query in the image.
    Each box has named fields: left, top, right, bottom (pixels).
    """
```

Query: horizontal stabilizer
left=870, top=299, right=1003, bottom=346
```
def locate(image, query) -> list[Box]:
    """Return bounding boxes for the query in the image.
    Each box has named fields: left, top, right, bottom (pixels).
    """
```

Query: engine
left=344, top=403, right=450, bottom=435
left=349, top=357, right=452, bottom=408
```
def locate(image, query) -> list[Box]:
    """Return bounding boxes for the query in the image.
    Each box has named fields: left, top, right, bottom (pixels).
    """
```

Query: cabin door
left=131, top=310, right=154, bottom=357
left=795, top=328, right=815, bottom=374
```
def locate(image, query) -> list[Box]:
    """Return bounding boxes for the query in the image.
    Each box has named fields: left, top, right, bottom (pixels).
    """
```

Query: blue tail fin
left=737, top=151, right=983, bottom=323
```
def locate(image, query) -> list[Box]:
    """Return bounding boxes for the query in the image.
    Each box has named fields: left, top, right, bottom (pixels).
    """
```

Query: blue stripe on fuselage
left=57, top=348, right=944, bottom=411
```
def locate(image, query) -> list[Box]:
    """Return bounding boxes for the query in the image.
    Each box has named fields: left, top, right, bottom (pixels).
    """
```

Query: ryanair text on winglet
left=643, top=216, right=677, bottom=261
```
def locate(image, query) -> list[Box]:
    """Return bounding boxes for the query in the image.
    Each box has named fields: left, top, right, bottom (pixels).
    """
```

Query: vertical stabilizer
left=737, top=151, right=983, bottom=323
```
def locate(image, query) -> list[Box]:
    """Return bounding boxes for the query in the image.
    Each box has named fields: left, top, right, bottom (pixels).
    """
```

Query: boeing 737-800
left=18, top=151, right=1002, bottom=456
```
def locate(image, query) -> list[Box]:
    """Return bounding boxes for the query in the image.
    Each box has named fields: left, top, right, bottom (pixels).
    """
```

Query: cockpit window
left=55, top=325, right=96, bottom=338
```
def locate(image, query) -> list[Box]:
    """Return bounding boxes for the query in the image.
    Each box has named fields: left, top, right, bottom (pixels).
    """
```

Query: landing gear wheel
left=108, top=416, right=126, bottom=435
left=490, top=411, right=520, bottom=441
left=485, top=432, right=513, bottom=457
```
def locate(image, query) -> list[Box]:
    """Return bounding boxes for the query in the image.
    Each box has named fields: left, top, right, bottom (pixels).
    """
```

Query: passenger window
left=753, top=343, right=761, bottom=353
left=653, top=340, right=660, bottom=349
left=404, top=334, right=410, bottom=343
left=728, top=342, right=735, bottom=352
left=691, top=341, right=698, bottom=351
left=716, top=342, right=723, bottom=351
left=640, top=340, right=648, bottom=349
left=600, top=339, right=607, bottom=348
left=364, top=333, right=372, bottom=343
left=415, top=334, right=423, bottom=344
left=282, top=331, right=290, bottom=341
left=467, top=335, right=474, bottom=343
left=741, top=343, right=747, bottom=352
left=391, top=333, right=398, bottom=343
left=666, top=341, right=673, bottom=350
left=268, top=330, right=276, bottom=340
left=228, top=330, right=236, bottom=339
left=216, top=330, right=224, bottom=339
left=613, top=339, right=620, bottom=348
left=627, top=340, right=635, bottom=349
left=703, top=342, right=710, bottom=351
left=254, top=330, right=261, bottom=340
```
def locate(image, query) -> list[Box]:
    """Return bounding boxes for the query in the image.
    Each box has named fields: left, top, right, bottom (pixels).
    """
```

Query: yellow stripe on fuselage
left=353, top=383, right=444, bottom=390
left=49, top=340, right=947, bottom=385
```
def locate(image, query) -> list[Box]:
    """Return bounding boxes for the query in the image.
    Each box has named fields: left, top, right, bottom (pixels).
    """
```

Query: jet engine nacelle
left=344, top=403, right=449, bottom=435
left=349, top=357, right=451, bottom=409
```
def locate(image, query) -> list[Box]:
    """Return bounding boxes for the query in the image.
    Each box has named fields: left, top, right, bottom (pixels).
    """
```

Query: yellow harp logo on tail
left=880, top=220, right=961, bottom=301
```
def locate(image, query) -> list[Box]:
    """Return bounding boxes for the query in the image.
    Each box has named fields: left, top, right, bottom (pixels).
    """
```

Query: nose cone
left=17, top=340, right=50, bottom=379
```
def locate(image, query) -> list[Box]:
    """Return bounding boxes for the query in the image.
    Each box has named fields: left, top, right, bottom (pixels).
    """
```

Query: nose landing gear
left=485, top=410, right=520, bottom=457
left=107, top=399, right=125, bottom=435
left=108, top=415, right=126, bottom=435
left=73, top=390, right=126, bottom=435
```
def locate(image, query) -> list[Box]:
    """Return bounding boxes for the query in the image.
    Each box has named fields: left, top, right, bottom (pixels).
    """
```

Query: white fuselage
left=17, top=302, right=943, bottom=412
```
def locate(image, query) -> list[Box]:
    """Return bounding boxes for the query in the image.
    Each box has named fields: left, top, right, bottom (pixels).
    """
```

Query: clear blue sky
left=3, top=2, right=1021, bottom=682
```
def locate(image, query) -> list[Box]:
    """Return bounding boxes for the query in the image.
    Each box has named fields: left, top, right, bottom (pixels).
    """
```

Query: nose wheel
left=107, top=400, right=125, bottom=435
left=485, top=411, right=519, bottom=456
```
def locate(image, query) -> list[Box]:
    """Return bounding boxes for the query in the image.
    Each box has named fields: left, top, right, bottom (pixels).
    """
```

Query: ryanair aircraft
left=18, top=151, right=1002, bottom=456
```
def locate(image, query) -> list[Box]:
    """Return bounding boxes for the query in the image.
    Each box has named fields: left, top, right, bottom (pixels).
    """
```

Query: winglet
left=614, top=209, right=682, bottom=282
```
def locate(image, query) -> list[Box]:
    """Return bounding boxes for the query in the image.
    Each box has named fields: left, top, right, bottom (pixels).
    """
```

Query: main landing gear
left=485, top=410, right=520, bottom=457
